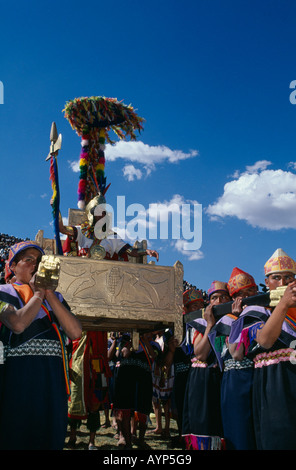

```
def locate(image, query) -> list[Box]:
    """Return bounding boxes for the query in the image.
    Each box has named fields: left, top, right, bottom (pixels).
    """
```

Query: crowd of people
left=1, top=213, right=296, bottom=451
left=179, top=248, right=296, bottom=451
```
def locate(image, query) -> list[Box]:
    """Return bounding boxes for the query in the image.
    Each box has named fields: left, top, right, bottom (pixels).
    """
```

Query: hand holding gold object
left=35, top=255, right=61, bottom=290
left=269, top=286, right=287, bottom=307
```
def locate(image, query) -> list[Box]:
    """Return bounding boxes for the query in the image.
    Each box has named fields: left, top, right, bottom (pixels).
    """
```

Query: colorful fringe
left=77, top=128, right=108, bottom=208
left=49, top=155, right=63, bottom=254
left=237, top=322, right=263, bottom=353
left=253, top=348, right=295, bottom=368
left=63, top=96, right=144, bottom=143
left=285, top=308, right=296, bottom=330
left=77, top=134, right=89, bottom=208
left=184, top=434, right=225, bottom=450
left=63, top=96, right=144, bottom=208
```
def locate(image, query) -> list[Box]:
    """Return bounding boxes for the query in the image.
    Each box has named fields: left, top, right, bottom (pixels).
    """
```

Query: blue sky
left=1, top=0, right=296, bottom=293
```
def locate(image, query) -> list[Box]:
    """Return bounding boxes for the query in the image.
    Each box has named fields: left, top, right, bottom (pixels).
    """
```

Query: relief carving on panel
left=56, top=256, right=184, bottom=343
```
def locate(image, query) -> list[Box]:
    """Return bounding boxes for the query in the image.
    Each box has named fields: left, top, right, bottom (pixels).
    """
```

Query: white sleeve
left=100, top=236, right=129, bottom=258
left=76, top=226, right=93, bottom=249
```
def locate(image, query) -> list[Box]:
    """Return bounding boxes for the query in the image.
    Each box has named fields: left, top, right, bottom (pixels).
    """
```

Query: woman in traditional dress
left=113, top=332, right=161, bottom=449
left=0, top=241, right=82, bottom=450
left=229, top=249, right=296, bottom=450
left=162, top=288, right=202, bottom=449
left=209, top=270, right=258, bottom=450
left=182, top=284, right=230, bottom=450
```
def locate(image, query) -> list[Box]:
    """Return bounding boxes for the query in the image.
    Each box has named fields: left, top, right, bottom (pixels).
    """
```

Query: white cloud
left=245, top=160, right=272, bottom=173
left=173, top=239, right=204, bottom=261
left=69, top=160, right=79, bottom=172
left=230, top=160, right=272, bottom=179
left=122, top=165, right=143, bottom=181
left=68, top=140, right=198, bottom=180
left=105, top=140, right=198, bottom=165
left=288, top=161, right=296, bottom=171
left=207, top=162, right=296, bottom=230
left=147, top=194, right=190, bottom=220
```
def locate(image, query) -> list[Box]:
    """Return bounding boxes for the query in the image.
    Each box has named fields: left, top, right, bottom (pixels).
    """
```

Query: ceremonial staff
left=46, top=122, right=63, bottom=255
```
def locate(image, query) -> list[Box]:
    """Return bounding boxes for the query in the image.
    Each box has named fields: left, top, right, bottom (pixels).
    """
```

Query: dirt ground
left=63, top=411, right=182, bottom=451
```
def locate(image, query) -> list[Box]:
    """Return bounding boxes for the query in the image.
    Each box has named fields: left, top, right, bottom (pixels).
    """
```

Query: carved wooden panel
left=56, top=256, right=184, bottom=343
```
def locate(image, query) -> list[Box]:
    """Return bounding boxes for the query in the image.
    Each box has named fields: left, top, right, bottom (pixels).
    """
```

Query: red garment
left=68, top=331, right=112, bottom=419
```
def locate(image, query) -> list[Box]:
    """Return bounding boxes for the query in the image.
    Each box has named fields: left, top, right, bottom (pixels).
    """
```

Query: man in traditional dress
left=229, top=248, right=296, bottom=449
left=211, top=268, right=259, bottom=450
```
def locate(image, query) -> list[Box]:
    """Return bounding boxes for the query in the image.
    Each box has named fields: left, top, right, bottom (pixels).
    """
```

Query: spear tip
left=50, top=122, right=58, bottom=143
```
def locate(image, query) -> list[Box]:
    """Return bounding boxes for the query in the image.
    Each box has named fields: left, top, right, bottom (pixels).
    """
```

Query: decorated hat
left=183, top=288, right=204, bottom=307
left=227, top=267, right=256, bottom=297
left=8, top=241, right=44, bottom=273
left=207, top=281, right=229, bottom=298
left=264, top=248, right=296, bottom=276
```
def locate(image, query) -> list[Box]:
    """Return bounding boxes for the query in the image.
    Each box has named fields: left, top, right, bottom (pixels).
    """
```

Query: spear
left=46, top=122, right=63, bottom=255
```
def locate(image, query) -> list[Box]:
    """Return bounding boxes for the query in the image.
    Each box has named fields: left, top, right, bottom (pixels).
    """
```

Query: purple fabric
left=0, top=283, right=63, bottom=320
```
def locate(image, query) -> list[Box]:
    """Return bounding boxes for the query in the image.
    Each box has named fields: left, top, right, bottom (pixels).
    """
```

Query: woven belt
left=224, top=357, right=253, bottom=371
left=5, top=338, right=62, bottom=359
left=254, top=348, right=295, bottom=368
left=115, top=357, right=151, bottom=373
